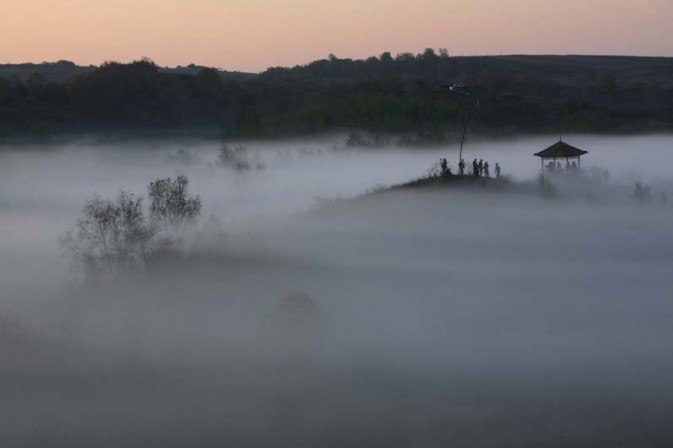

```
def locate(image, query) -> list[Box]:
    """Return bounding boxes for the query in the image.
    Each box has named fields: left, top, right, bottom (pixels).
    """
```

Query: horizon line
left=2, top=52, right=673, bottom=74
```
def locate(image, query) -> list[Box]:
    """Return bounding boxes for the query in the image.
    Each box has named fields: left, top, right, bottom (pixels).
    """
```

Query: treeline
left=2, top=52, right=673, bottom=141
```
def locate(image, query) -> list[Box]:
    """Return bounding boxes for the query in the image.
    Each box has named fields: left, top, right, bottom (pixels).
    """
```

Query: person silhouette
left=472, top=159, right=479, bottom=177
left=459, top=159, right=466, bottom=176
left=484, top=161, right=490, bottom=178
left=495, top=163, right=501, bottom=178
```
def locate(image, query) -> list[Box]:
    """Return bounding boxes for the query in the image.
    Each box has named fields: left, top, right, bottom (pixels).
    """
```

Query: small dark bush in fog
left=148, top=174, right=202, bottom=228
left=537, top=173, right=558, bottom=199
left=345, top=133, right=388, bottom=148
left=217, top=144, right=265, bottom=170
left=633, top=179, right=651, bottom=203
left=60, top=191, right=160, bottom=277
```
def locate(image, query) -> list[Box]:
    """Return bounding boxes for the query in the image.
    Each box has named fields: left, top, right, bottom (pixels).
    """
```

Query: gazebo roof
left=534, top=141, right=588, bottom=159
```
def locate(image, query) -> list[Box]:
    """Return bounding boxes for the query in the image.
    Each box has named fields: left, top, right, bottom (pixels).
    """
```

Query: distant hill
left=262, top=54, right=673, bottom=88
left=1, top=53, right=673, bottom=141
left=0, top=60, right=251, bottom=83
left=0, top=60, right=95, bottom=83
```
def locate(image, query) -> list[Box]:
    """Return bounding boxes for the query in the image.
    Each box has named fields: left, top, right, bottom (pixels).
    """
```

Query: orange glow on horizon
left=2, top=0, right=672, bottom=72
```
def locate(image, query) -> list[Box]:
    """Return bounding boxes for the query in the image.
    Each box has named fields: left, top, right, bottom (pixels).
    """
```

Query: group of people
left=438, top=157, right=502, bottom=179
left=458, top=158, right=501, bottom=178
left=546, top=160, right=579, bottom=174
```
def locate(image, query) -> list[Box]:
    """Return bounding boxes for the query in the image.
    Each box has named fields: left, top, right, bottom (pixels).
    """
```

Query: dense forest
left=2, top=51, right=673, bottom=142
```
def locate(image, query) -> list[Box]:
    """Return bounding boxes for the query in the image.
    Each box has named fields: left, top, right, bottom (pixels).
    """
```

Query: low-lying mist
left=1, top=134, right=673, bottom=447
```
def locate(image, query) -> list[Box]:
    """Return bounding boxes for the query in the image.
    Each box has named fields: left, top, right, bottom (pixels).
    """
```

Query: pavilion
left=534, top=140, right=588, bottom=173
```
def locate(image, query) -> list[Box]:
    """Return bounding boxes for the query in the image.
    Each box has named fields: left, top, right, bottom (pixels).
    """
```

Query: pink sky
left=2, top=0, right=672, bottom=72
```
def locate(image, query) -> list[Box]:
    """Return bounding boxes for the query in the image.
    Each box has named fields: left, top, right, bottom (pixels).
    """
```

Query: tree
left=60, top=191, right=157, bottom=277
left=217, top=144, right=252, bottom=170
left=61, top=174, right=203, bottom=279
left=380, top=52, right=393, bottom=63
left=148, top=174, right=202, bottom=228
left=422, top=48, right=437, bottom=59
left=633, top=179, right=651, bottom=203
left=537, top=173, right=557, bottom=199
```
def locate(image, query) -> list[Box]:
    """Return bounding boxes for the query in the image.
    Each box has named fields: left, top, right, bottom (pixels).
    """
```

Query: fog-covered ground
left=1, top=134, right=673, bottom=447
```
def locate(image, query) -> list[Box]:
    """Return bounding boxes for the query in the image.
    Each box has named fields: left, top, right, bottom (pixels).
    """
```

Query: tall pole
left=457, top=100, right=479, bottom=173
left=458, top=112, right=472, bottom=172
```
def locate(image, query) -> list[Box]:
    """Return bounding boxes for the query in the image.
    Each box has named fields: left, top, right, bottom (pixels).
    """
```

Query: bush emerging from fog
left=633, top=179, right=652, bottom=203
left=148, top=174, right=202, bottom=228
left=60, top=191, right=159, bottom=277
left=537, top=173, right=558, bottom=199
left=345, top=133, right=389, bottom=148
left=61, top=175, right=201, bottom=279
left=217, top=144, right=265, bottom=170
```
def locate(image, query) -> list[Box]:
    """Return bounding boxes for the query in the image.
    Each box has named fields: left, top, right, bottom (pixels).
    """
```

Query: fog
left=1, top=134, right=673, bottom=447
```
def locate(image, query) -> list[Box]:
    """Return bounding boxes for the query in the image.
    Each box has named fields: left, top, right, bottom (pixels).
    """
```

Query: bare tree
left=60, top=191, right=157, bottom=277
left=633, top=179, right=652, bottom=203
left=62, top=174, right=202, bottom=279
left=148, top=174, right=202, bottom=228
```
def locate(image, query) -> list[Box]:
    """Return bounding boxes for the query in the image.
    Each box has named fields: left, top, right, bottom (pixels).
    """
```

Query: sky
left=1, top=0, right=673, bottom=72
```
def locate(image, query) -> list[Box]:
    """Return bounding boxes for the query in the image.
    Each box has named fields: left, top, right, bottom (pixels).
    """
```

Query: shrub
left=217, top=144, right=257, bottom=170
left=148, top=174, right=202, bottom=228
left=633, top=180, right=651, bottom=203
left=537, top=173, right=558, bottom=199
left=62, top=174, right=202, bottom=279
left=60, top=191, right=159, bottom=277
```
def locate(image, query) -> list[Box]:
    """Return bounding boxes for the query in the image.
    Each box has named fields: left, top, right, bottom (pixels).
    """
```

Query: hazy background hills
left=2, top=52, right=673, bottom=141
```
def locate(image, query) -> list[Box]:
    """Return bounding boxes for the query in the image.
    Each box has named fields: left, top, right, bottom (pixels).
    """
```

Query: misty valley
left=1, top=134, right=673, bottom=447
